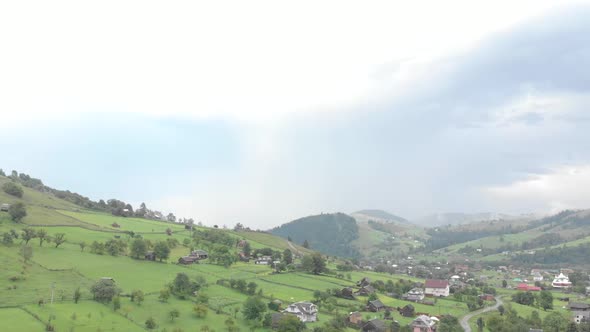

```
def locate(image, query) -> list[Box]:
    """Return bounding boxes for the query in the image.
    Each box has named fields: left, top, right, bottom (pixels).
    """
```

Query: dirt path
left=286, top=240, right=302, bottom=256
left=459, top=296, right=503, bottom=332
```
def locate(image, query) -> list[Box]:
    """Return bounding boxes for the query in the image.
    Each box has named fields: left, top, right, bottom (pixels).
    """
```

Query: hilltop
left=351, top=209, right=410, bottom=224
left=270, top=213, right=360, bottom=258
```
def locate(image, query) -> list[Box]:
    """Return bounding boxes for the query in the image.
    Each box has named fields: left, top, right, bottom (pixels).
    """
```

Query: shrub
left=2, top=182, right=23, bottom=198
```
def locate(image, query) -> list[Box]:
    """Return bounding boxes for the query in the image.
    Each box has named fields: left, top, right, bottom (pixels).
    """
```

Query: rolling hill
left=351, top=209, right=410, bottom=224
left=270, top=213, right=361, bottom=258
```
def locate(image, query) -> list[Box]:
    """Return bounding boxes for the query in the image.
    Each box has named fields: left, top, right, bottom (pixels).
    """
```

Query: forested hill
left=270, top=213, right=360, bottom=258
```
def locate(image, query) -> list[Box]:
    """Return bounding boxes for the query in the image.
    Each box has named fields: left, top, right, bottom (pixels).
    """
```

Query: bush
left=145, top=317, right=157, bottom=330
left=8, top=203, right=27, bottom=222
left=2, top=182, right=23, bottom=198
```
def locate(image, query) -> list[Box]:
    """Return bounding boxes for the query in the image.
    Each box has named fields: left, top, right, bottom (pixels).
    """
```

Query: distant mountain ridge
left=352, top=209, right=410, bottom=224
left=411, top=212, right=529, bottom=227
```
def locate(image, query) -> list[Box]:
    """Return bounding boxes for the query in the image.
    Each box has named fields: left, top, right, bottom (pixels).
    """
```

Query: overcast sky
left=1, top=1, right=590, bottom=228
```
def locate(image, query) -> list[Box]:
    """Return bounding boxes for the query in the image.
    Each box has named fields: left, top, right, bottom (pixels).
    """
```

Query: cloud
left=2, top=3, right=590, bottom=228
left=484, top=165, right=590, bottom=214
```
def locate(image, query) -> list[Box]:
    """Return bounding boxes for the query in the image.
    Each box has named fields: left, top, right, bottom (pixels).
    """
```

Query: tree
left=544, top=312, right=567, bottom=332
left=145, top=317, right=157, bottom=330
left=247, top=282, right=258, bottom=295
left=2, top=232, right=14, bottom=245
left=130, top=238, right=147, bottom=259
left=2, top=182, right=24, bottom=198
left=498, top=304, right=505, bottom=315
left=302, top=253, right=326, bottom=275
left=438, top=316, right=462, bottom=332
left=502, top=280, right=508, bottom=288
left=193, top=304, right=208, bottom=318
left=277, top=314, right=305, bottom=332
left=167, top=213, right=176, bottom=222
left=283, top=249, right=293, bottom=264
left=73, top=287, right=81, bottom=304
left=236, top=279, right=247, bottom=293
left=512, top=291, right=535, bottom=306
left=0, top=168, right=4, bottom=176
left=243, top=241, right=252, bottom=257
left=538, top=290, right=554, bottom=311
left=302, top=240, right=310, bottom=248
left=37, top=229, right=48, bottom=247
left=8, top=202, right=27, bottom=222
left=79, top=241, right=86, bottom=252
left=242, top=296, right=267, bottom=320
left=153, top=241, right=170, bottom=262
left=20, top=245, right=32, bottom=263
left=131, top=290, right=145, bottom=305
left=568, top=322, right=580, bottom=332
left=476, top=317, right=484, bottom=332
left=113, top=296, right=121, bottom=311
left=169, top=308, right=180, bottom=322
left=171, top=273, right=197, bottom=299
left=21, top=228, right=36, bottom=245
left=53, top=233, right=66, bottom=248
left=159, top=288, right=170, bottom=302
left=90, top=279, right=119, bottom=303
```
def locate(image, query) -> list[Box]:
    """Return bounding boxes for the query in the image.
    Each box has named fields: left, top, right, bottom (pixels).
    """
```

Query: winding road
left=459, top=296, right=503, bottom=332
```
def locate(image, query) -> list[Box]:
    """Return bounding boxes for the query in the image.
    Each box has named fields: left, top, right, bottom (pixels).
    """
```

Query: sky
left=1, top=1, right=590, bottom=228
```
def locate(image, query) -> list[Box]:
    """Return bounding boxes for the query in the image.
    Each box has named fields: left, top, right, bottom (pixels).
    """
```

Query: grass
left=0, top=307, right=46, bottom=331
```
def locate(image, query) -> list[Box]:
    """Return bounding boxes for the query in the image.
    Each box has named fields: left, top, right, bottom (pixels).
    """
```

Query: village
left=164, top=236, right=590, bottom=332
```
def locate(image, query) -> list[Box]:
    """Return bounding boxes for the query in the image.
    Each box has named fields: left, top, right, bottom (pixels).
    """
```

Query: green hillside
left=270, top=213, right=361, bottom=258
left=0, top=173, right=474, bottom=331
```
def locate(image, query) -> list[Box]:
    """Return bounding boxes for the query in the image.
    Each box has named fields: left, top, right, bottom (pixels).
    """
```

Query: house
left=238, top=252, right=250, bottom=262
left=567, top=303, right=590, bottom=324
left=568, top=302, right=590, bottom=312
left=424, top=279, right=450, bottom=297
left=410, top=315, right=437, bottom=332
left=283, top=301, right=318, bottom=322
left=533, top=273, right=544, bottom=282
left=0, top=203, right=10, bottom=212
left=362, top=318, right=387, bottom=332
left=145, top=251, right=156, bottom=261
left=178, top=256, right=198, bottom=264
left=404, top=288, right=425, bottom=302
left=348, top=311, right=363, bottom=325
left=190, top=250, right=208, bottom=260
left=255, top=256, right=272, bottom=265
left=399, top=304, right=415, bottom=317
left=357, top=277, right=371, bottom=287
left=479, top=294, right=495, bottom=301
left=367, top=299, right=386, bottom=312
left=572, top=311, right=590, bottom=324
left=356, top=285, right=376, bottom=296
left=341, top=287, right=355, bottom=299
left=517, top=284, right=541, bottom=292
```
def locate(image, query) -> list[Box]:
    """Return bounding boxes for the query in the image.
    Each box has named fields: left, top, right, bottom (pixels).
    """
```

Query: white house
left=424, top=279, right=450, bottom=297
left=404, top=288, right=425, bottom=302
left=533, top=272, right=544, bottom=282
left=283, top=301, right=318, bottom=322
